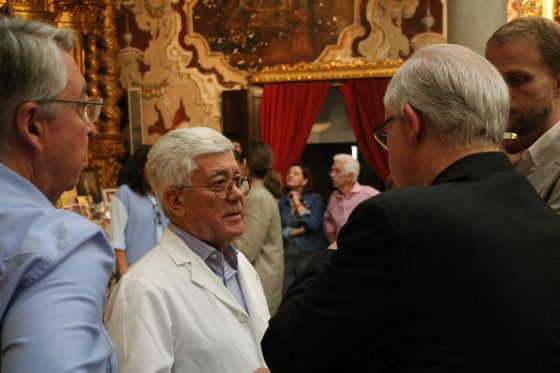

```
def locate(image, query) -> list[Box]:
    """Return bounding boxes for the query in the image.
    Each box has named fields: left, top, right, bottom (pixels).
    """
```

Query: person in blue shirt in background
left=278, top=162, right=326, bottom=293
left=109, top=144, right=168, bottom=277
left=0, top=17, right=118, bottom=372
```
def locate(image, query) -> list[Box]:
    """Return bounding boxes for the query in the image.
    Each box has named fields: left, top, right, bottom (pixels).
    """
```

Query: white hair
left=333, top=153, right=360, bottom=182
left=0, top=17, right=75, bottom=160
left=146, top=127, right=234, bottom=216
left=384, top=44, right=509, bottom=148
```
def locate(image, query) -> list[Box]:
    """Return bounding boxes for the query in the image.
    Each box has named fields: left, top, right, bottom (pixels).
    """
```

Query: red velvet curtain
left=339, top=78, right=391, bottom=182
left=260, top=81, right=330, bottom=177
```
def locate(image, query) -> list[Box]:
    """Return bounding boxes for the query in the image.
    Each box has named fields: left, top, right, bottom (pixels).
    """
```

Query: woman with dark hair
left=278, top=162, right=325, bottom=292
left=109, top=144, right=168, bottom=276
left=233, top=141, right=284, bottom=314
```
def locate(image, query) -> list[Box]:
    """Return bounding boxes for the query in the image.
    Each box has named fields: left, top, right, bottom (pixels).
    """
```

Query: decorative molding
left=521, top=0, right=559, bottom=18
left=251, top=59, right=402, bottom=83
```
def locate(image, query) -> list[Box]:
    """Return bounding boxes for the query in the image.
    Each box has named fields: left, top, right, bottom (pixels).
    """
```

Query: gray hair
left=486, top=16, right=560, bottom=75
left=0, top=17, right=75, bottom=160
left=384, top=44, right=509, bottom=148
left=333, top=153, right=360, bottom=182
left=146, top=127, right=234, bottom=216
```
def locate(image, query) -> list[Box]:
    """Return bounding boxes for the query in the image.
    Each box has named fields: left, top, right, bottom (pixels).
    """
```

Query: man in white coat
left=105, top=127, right=270, bottom=373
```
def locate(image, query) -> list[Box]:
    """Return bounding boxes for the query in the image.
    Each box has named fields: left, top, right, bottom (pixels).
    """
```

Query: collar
left=0, top=162, right=52, bottom=207
left=168, top=223, right=239, bottom=269
left=523, top=120, right=560, bottom=167
left=431, top=152, right=514, bottom=185
left=335, top=182, right=360, bottom=199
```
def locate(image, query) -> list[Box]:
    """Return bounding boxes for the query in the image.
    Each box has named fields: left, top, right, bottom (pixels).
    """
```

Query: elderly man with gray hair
left=105, top=127, right=270, bottom=373
left=323, top=153, right=379, bottom=243
left=0, top=17, right=117, bottom=371
left=261, top=44, right=560, bottom=372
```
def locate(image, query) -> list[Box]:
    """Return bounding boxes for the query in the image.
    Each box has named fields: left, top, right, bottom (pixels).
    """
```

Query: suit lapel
left=160, top=229, right=248, bottom=316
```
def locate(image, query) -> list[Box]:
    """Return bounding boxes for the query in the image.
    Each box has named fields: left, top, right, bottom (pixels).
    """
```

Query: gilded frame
left=251, top=59, right=403, bottom=83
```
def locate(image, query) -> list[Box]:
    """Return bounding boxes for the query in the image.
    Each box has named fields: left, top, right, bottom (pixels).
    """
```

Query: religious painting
left=192, top=0, right=354, bottom=70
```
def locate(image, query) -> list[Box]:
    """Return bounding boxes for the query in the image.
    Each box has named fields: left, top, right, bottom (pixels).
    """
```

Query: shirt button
left=237, top=313, right=247, bottom=323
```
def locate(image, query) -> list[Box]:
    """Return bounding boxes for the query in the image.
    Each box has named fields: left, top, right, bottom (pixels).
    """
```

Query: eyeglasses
left=178, top=175, right=252, bottom=200
left=372, top=116, right=396, bottom=151
left=40, top=96, right=104, bottom=122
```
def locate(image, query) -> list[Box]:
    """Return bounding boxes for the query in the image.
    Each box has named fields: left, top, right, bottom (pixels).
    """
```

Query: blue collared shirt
left=169, top=223, right=249, bottom=314
left=0, top=163, right=118, bottom=372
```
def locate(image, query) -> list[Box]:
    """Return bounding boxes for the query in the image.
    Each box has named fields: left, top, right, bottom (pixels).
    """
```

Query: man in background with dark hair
left=224, top=131, right=243, bottom=153
left=486, top=16, right=560, bottom=212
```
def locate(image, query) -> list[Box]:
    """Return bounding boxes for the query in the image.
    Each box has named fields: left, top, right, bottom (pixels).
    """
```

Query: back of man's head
left=146, top=126, right=234, bottom=216
left=486, top=16, right=560, bottom=75
left=384, top=44, right=509, bottom=149
left=0, top=17, right=75, bottom=160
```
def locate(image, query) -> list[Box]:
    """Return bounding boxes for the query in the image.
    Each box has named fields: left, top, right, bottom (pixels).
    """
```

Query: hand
left=289, top=226, right=306, bottom=237
left=253, top=368, right=270, bottom=373
left=289, top=191, right=302, bottom=209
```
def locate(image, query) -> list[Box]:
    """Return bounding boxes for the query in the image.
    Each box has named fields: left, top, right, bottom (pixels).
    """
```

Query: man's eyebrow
left=208, top=169, right=241, bottom=178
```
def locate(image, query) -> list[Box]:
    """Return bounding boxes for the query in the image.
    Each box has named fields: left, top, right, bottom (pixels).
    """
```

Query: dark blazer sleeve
left=261, top=196, right=409, bottom=372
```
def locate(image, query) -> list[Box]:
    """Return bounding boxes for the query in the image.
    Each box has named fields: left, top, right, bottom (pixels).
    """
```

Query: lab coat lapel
left=161, top=229, right=248, bottom=316
left=237, top=257, right=270, bottom=338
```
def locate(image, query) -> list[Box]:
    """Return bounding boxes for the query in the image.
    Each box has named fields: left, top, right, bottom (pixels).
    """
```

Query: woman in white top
left=109, top=145, right=168, bottom=276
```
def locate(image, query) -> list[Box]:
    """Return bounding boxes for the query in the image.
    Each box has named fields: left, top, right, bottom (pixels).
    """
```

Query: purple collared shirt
left=323, top=182, right=380, bottom=238
left=169, top=223, right=249, bottom=314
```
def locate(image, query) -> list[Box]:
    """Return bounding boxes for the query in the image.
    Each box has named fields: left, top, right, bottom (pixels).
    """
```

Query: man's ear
left=15, top=102, right=45, bottom=151
left=402, top=102, right=422, bottom=145
left=553, top=72, right=560, bottom=97
left=163, top=187, right=186, bottom=218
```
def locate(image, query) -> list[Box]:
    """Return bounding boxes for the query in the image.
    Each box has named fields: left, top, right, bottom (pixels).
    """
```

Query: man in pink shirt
left=323, top=154, right=380, bottom=243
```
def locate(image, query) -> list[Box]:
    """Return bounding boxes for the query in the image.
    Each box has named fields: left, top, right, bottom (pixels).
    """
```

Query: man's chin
left=506, top=118, right=526, bottom=136
left=226, top=223, right=244, bottom=238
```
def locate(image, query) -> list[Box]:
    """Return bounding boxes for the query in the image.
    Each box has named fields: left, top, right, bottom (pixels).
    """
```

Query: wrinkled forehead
left=193, top=151, right=240, bottom=179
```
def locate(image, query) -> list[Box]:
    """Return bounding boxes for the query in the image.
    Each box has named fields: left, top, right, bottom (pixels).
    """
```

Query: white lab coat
left=105, top=229, right=270, bottom=373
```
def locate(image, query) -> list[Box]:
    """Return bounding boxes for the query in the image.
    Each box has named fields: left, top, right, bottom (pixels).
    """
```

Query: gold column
left=89, top=0, right=125, bottom=189
left=54, top=0, right=125, bottom=188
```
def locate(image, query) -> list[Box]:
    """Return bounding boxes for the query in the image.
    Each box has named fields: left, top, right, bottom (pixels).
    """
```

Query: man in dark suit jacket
left=261, top=44, right=560, bottom=372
